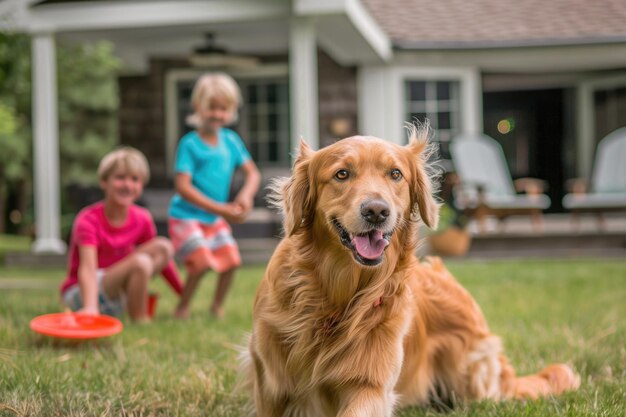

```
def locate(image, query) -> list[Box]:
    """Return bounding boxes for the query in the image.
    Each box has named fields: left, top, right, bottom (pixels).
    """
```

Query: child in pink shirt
left=60, top=147, right=182, bottom=322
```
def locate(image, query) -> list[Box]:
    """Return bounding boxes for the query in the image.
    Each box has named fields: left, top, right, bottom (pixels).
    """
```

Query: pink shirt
left=60, top=202, right=156, bottom=294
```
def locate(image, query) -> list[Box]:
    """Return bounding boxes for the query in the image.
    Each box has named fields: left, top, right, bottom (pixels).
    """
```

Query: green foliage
left=0, top=103, right=16, bottom=135
left=428, top=203, right=469, bottom=234
left=0, top=102, right=29, bottom=180
left=57, top=41, right=121, bottom=186
left=0, top=33, right=121, bottom=233
left=0, top=33, right=31, bottom=182
left=434, top=203, right=457, bottom=232
left=0, top=259, right=625, bottom=416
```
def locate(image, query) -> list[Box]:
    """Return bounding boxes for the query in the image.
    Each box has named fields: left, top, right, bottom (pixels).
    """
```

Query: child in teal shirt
left=168, top=73, right=260, bottom=319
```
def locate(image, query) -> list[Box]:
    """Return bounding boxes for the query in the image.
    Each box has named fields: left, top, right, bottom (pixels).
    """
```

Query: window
left=238, top=78, right=290, bottom=166
left=405, top=80, right=461, bottom=157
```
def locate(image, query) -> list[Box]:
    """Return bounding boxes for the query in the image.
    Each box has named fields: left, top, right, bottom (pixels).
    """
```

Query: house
left=2, top=0, right=626, bottom=253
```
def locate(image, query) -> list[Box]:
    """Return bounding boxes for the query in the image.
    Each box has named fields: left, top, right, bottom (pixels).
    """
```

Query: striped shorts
left=168, top=217, right=241, bottom=276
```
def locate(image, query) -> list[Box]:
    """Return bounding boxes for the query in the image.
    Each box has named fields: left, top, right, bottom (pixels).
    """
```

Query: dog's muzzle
left=332, top=217, right=392, bottom=267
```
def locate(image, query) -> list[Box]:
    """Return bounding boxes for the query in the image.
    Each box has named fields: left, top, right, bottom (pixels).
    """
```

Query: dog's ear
left=406, top=125, right=440, bottom=229
left=282, top=139, right=316, bottom=236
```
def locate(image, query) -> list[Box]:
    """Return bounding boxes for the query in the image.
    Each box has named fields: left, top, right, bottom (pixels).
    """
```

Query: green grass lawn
left=0, top=258, right=625, bottom=416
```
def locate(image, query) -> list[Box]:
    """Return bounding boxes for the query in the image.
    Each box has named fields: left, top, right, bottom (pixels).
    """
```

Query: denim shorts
left=62, top=269, right=125, bottom=317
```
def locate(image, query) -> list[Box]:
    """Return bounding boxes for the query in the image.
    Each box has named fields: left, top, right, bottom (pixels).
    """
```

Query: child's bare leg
left=103, top=253, right=154, bottom=321
left=175, top=268, right=207, bottom=319
left=211, top=267, right=236, bottom=318
left=124, top=255, right=153, bottom=321
left=135, top=237, right=174, bottom=272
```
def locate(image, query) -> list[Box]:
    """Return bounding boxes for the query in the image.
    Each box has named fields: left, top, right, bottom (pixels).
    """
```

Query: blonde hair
left=97, top=146, right=150, bottom=185
left=187, top=72, right=242, bottom=127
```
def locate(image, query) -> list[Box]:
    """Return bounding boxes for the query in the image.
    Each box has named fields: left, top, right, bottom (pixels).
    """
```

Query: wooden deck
left=237, top=212, right=626, bottom=263
left=5, top=213, right=626, bottom=267
left=462, top=213, right=626, bottom=258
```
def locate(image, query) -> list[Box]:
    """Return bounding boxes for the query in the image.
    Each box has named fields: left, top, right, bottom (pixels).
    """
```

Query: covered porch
left=4, top=0, right=391, bottom=253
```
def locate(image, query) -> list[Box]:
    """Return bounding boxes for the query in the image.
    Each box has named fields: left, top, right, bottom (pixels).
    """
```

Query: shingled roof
left=361, top=0, right=626, bottom=49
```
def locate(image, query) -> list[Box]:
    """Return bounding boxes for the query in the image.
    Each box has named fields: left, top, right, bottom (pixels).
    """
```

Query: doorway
left=483, top=89, right=568, bottom=212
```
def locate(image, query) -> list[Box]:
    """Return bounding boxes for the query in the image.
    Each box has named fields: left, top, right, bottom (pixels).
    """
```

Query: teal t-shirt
left=168, top=128, right=251, bottom=224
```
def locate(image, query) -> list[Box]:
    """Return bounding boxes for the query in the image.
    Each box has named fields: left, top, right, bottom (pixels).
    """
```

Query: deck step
left=466, top=232, right=626, bottom=259
left=5, top=214, right=626, bottom=266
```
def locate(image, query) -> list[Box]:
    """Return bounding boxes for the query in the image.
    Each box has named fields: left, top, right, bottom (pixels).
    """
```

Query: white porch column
left=289, top=17, right=319, bottom=151
left=463, top=68, right=483, bottom=135
left=31, top=33, right=66, bottom=254
left=576, top=84, right=594, bottom=179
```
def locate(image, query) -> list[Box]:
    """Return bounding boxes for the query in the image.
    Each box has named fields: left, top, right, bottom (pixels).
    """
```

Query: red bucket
left=146, top=292, right=159, bottom=318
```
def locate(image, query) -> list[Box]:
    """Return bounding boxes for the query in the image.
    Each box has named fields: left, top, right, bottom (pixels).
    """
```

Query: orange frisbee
left=30, top=312, right=123, bottom=340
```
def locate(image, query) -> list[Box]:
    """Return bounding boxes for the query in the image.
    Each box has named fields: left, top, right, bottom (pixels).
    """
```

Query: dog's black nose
left=361, top=199, right=390, bottom=224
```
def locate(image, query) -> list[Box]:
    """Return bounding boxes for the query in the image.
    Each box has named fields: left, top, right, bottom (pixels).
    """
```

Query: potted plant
left=427, top=203, right=471, bottom=257
left=426, top=170, right=471, bottom=257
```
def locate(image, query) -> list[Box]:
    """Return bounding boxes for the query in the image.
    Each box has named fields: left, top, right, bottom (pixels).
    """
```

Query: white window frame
left=358, top=66, right=482, bottom=144
left=237, top=77, right=290, bottom=166
left=164, top=64, right=289, bottom=176
left=404, top=79, right=461, bottom=144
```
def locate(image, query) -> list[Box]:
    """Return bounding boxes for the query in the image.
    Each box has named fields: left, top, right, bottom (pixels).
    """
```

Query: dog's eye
left=390, top=169, right=403, bottom=181
left=335, top=169, right=350, bottom=181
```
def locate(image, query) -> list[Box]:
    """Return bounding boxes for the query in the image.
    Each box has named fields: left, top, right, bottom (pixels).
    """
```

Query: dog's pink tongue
left=352, top=230, right=389, bottom=260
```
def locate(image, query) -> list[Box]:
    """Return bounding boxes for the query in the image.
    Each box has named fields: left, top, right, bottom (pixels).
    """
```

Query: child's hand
left=219, top=202, right=246, bottom=224
left=234, top=194, right=254, bottom=216
left=77, top=306, right=99, bottom=316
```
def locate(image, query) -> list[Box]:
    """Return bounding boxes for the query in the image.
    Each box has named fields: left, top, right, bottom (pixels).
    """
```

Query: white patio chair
left=450, top=133, right=551, bottom=232
left=562, top=127, right=626, bottom=228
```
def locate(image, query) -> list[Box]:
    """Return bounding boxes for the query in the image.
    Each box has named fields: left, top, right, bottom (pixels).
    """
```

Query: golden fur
left=241, top=127, right=579, bottom=416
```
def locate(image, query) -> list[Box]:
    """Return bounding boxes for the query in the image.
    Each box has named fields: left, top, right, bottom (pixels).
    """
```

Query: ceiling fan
left=189, top=32, right=259, bottom=69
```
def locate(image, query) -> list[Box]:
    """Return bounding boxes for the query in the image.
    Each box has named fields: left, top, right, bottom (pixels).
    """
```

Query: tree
left=0, top=33, right=121, bottom=234
left=57, top=41, right=121, bottom=186
left=0, top=33, right=31, bottom=234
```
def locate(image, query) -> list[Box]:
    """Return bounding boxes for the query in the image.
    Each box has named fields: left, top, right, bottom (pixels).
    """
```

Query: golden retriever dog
left=240, top=126, right=579, bottom=416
